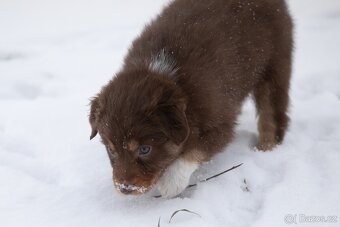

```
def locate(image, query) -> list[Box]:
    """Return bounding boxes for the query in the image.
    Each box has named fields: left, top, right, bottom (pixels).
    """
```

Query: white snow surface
left=1, top=0, right=340, bottom=226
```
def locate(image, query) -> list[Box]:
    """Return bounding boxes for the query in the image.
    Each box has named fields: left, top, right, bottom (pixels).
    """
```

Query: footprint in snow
left=13, top=82, right=42, bottom=100
left=0, top=52, right=25, bottom=61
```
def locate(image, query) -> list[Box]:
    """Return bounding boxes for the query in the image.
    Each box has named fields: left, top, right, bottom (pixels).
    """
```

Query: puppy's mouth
left=113, top=172, right=164, bottom=195
left=114, top=168, right=172, bottom=196
left=114, top=181, right=150, bottom=195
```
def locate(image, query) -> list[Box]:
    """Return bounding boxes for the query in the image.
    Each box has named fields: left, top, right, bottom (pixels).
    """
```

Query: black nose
left=119, top=184, right=133, bottom=194
left=115, top=182, right=134, bottom=194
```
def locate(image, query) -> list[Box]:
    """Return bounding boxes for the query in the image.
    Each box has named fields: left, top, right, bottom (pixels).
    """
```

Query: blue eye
left=138, top=145, right=152, bottom=156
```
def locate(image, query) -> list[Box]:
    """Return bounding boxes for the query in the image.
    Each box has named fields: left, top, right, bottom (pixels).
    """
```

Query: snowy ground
left=1, top=0, right=340, bottom=226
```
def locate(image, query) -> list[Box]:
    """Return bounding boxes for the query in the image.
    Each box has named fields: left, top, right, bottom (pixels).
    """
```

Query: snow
left=1, top=0, right=340, bottom=226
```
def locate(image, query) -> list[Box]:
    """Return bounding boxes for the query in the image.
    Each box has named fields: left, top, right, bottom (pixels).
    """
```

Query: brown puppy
left=89, top=0, right=293, bottom=198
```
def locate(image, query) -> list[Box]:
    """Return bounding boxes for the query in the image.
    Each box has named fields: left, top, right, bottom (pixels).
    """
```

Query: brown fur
left=89, top=0, right=293, bottom=194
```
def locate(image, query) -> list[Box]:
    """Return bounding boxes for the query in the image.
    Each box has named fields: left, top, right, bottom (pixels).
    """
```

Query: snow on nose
left=114, top=181, right=148, bottom=194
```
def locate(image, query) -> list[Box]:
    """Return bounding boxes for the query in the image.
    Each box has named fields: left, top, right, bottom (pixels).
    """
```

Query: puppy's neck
left=148, top=49, right=178, bottom=77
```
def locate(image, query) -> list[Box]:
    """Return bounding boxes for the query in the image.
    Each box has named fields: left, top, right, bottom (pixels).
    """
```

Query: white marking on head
left=157, top=158, right=199, bottom=198
left=149, top=49, right=178, bottom=77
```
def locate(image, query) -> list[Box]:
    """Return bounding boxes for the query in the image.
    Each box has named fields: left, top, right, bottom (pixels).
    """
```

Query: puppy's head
left=89, top=70, right=189, bottom=195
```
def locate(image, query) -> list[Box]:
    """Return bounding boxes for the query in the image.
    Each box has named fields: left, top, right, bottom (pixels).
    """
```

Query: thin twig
left=169, top=209, right=201, bottom=223
left=187, top=163, right=244, bottom=188
left=154, top=163, right=244, bottom=198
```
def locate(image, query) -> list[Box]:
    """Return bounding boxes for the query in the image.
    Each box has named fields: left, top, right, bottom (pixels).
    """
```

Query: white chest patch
left=149, top=49, right=178, bottom=77
left=156, top=158, right=199, bottom=198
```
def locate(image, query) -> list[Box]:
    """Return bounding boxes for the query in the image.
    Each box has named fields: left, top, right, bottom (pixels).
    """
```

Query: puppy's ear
left=89, top=97, right=100, bottom=140
left=159, top=102, right=189, bottom=145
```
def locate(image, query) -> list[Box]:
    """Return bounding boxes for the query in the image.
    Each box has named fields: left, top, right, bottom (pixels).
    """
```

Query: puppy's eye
left=137, top=145, right=152, bottom=156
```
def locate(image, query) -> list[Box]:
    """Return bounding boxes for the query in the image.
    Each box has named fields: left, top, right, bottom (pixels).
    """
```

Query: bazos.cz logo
left=284, top=214, right=338, bottom=225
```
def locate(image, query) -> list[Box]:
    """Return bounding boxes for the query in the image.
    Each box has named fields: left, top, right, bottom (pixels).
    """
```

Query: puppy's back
left=123, top=0, right=292, bottom=112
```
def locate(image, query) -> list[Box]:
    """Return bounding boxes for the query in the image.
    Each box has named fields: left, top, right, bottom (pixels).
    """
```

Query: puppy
left=89, top=0, right=293, bottom=198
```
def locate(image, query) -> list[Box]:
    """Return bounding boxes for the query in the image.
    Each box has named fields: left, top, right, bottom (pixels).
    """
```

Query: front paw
left=156, top=158, right=198, bottom=198
left=157, top=172, right=190, bottom=198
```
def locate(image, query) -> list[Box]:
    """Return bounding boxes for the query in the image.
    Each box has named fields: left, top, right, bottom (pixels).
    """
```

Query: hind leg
left=268, top=61, right=291, bottom=144
left=254, top=80, right=277, bottom=151
left=254, top=60, right=291, bottom=151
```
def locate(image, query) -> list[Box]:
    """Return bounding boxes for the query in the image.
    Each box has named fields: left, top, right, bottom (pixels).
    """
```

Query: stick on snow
left=154, top=163, right=244, bottom=198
